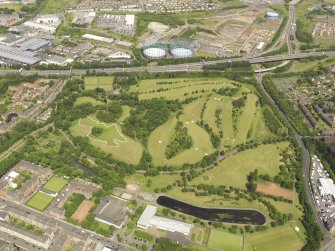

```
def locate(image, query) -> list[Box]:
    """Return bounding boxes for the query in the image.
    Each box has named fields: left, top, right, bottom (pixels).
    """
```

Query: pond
left=156, top=196, right=266, bottom=225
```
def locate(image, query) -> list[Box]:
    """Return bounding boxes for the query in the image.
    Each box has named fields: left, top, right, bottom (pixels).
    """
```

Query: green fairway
left=74, top=97, right=104, bottom=106
left=130, top=78, right=236, bottom=100
left=26, top=192, right=54, bottom=211
left=43, top=176, right=68, bottom=192
left=191, top=142, right=289, bottom=188
left=148, top=103, right=215, bottom=166
left=84, top=76, right=115, bottom=91
left=244, top=224, right=305, bottom=251
left=208, top=229, right=243, bottom=251
left=70, top=115, right=143, bottom=164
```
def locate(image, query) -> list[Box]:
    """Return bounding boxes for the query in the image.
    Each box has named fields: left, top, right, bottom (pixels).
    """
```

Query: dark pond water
left=156, top=196, right=266, bottom=225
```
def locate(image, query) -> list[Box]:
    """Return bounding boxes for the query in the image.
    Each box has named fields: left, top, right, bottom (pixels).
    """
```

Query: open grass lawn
left=208, top=229, right=243, bottom=251
left=244, top=224, right=305, bottom=251
left=74, top=97, right=104, bottom=107
left=43, top=176, right=68, bottom=193
left=40, top=0, right=78, bottom=14
left=84, top=76, right=115, bottom=91
left=130, top=78, right=236, bottom=100
left=26, top=192, right=54, bottom=211
left=0, top=4, right=22, bottom=13
left=70, top=115, right=143, bottom=165
left=125, top=173, right=180, bottom=193
left=190, top=142, right=289, bottom=189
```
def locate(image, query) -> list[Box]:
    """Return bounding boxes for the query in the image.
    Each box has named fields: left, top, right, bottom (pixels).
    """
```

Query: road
left=0, top=197, right=136, bottom=251
left=0, top=50, right=324, bottom=77
left=256, top=74, right=334, bottom=250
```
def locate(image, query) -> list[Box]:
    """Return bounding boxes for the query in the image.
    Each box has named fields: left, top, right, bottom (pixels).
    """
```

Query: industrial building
left=94, top=196, right=128, bottom=228
left=319, top=178, right=335, bottom=199
left=17, top=38, right=51, bottom=51
left=22, top=14, right=61, bottom=34
left=83, top=34, right=114, bottom=43
left=0, top=44, right=42, bottom=65
left=137, top=205, right=193, bottom=236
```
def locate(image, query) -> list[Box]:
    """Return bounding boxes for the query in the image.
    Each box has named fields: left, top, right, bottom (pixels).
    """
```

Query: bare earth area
left=256, top=183, right=294, bottom=200
left=72, top=200, right=94, bottom=222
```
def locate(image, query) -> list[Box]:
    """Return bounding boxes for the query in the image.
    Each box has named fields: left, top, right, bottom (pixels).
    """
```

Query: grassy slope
left=244, top=224, right=305, bottom=251
left=190, top=142, right=289, bottom=188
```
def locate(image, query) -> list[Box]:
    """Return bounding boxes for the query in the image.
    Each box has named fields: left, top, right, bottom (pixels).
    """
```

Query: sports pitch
left=84, top=76, right=115, bottom=91
left=208, top=229, right=243, bottom=251
left=26, top=192, right=54, bottom=211
left=43, top=176, right=68, bottom=193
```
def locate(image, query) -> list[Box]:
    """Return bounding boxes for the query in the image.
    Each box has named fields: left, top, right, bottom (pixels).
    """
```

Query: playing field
left=208, top=229, right=243, bottom=251
left=43, top=176, right=68, bottom=193
left=84, top=76, right=115, bottom=91
left=26, top=192, right=54, bottom=211
left=191, top=142, right=289, bottom=188
left=74, top=97, right=104, bottom=107
left=70, top=115, right=143, bottom=164
left=72, top=200, right=94, bottom=223
left=244, top=224, right=305, bottom=251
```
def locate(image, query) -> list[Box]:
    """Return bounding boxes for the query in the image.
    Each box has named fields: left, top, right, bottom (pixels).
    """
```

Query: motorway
left=0, top=50, right=328, bottom=77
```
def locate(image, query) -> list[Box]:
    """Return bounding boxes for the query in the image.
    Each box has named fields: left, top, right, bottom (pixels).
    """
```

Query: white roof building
left=83, top=34, right=114, bottom=43
left=137, top=205, right=156, bottom=229
left=23, top=21, right=56, bottom=34
left=8, top=171, right=19, bottom=179
left=125, top=14, right=135, bottom=26
left=137, top=205, right=193, bottom=236
left=319, top=178, right=335, bottom=198
left=108, top=50, right=131, bottom=59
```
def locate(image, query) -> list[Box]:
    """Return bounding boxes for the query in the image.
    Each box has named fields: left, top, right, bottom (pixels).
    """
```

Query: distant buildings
left=22, top=14, right=62, bottom=34
left=137, top=205, right=193, bottom=236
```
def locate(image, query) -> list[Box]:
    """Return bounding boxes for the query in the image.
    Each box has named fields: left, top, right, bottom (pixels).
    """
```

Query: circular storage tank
left=266, top=11, right=279, bottom=20
left=142, top=44, right=167, bottom=59
left=170, top=47, right=194, bottom=58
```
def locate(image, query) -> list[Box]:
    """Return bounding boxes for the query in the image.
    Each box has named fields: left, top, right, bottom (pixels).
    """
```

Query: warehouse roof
left=0, top=44, right=41, bottom=65
left=137, top=205, right=157, bottom=229
left=17, top=38, right=50, bottom=51
left=150, top=216, right=193, bottom=236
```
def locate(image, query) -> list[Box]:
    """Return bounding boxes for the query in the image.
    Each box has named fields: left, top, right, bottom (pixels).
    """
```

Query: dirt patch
left=148, top=22, right=169, bottom=33
left=0, top=189, right=7, bottom=197
left=72, top=200, right=94, bottom=222
left=126, top=183, right=139, bottom=192
left=256, top=183, right=294, bottom=200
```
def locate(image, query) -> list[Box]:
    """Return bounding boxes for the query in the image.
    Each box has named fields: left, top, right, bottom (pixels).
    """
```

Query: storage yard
left=310, top=155, right=335, bottom=232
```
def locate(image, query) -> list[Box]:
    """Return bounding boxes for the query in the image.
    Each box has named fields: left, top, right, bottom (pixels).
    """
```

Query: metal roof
left=137, top=205, right=157, bottom=228
left=0, top=44, right=41, bottom=65
left=17, top=38, right=50, bottom=51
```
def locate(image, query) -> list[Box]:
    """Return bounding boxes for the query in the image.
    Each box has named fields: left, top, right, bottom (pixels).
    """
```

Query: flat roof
left=94, top=197, right=127, bottom=228
left=17, top=38, right=50, bottom=51
left=137, top=205, right=157, bottom=228
left=0, top=44, right=41, bottom=65
left=150, top=216, right=193, bottom=235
